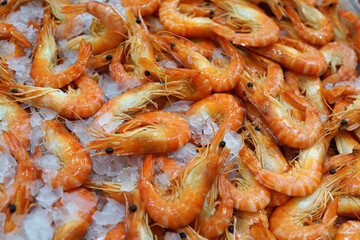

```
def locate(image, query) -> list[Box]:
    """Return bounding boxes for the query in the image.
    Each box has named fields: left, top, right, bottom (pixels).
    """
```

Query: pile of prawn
left=1, top=0, right=360, bottom=239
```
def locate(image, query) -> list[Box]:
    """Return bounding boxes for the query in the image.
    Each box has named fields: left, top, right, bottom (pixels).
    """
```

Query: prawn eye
left=95, top=189, right=102, bottom=194
left=144, top=70, right=150, bottom=76
left=10, top=89, right=18, bottom=93
left=277, top=1, right=281, bottom=6
left=179, top=232, right=186, bottom=238
left=329, top=169, right=336, bottom=174
left=135, top=17, right=141, bottom=24
left=105, top=147, right=114, bottom=154
left=210, top=10, right=215, bottom=14
left=255, top=126, right=260, bottom=131
left=235, top=31, right=239, bottom=33
left=170, top=42, right=175, bottom=48
left=1, top=0, right=7, bottom=5
left=228, top=225, right=234, bottom=233
left=105, top=55, right=112, bottom=60
left=7, top=203, right=16, bottom=213
left=247, top=82, right=254, bottom=87
left=340, top=120, right=348, bottom=126
left=219, top=141, right=226, bottom=148
left=130, top=205, right=137, bottom=212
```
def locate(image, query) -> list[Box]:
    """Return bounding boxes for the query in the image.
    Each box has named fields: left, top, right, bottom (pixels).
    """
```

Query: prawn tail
left=77, top=39, right=93, bottom=66
left=60, top=3, right=87, bottom=14
left=2, top=131, right=29, bottom=163
left=249, top=219, right=276, bottom=240
left=239, top=146, right=262, bottom=173
left=112, top=45, right=124, bottom=63
left=10, top=30, right=31, bottom=49
left=322, top=197, right=338, bottom=229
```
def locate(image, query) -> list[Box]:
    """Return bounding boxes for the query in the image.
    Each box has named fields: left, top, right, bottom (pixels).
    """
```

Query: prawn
left=1, top=131, right=36, bottom=233
left=285, top=0, right=334, bottom=45
left=269, top=169, right=348, bottom=240
left=121, top=0, right=160, bottom=17
left=154, top=34, right=244, bottom=92
left=240, top=72, right=322, bottom=149
left=91, top=81, right=188, bottom=133
left=61, top=1, right=127, bottom=54
left=30, top=14, right=92, bottom=88
left=0, top=23, right=31, bottom=48
left=158, top=0, right=216, bottom=38
left=46, top=0, right=85, bottom=40
left=125, top=189, right=153, bottom=239
left=178, top=2, right=223, bottom=18
left=43, top=119, right=92, bottom=191
left=251, top=37, right=328, bottom=75
left=0, top=93, right=31, bottom=147
left=245, top=121, right=290, bottom=207
left=338, top=10, right=360, bottom=58
left=0, top=0, right=31, bottom=16
left=185, top=93, right=245, bottom=143
left=320, top=41, right=358, bottom=85
left=334, top=221, right=360, bottom=240
left=52, top=188, right=98, bottom=240
left=138, top=128, right=230, bottom=229
left=195, top=174, right=234, bottom=239
left=87, top=110, right=191, bottom=156
left=0, top=72, right=104, bottom=120
left=211, top=0, right=280, bottom=47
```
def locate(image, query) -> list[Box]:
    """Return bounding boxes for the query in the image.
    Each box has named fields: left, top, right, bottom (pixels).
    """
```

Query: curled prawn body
left=155, top=34, right=244, bottom=92
left=138, top=128, right=230, bottom=229
left=251, top=37, right=328, bottom=75
left=87, top=110, right=191, bottom=156
left=92, top=81, right=187, bottom=133
left=334, top=221, right=360, bottom=240
left=195, top=174, right=234, bottom=239
left=159, top=0, right=216, bottom=38
left=211, top=0, right=280, bottom=47
left=285, top=0, right=334, bottom=45
left=52, top=188, right=98, bottom=240
left=240, top=73, right=322, bottom=149
left=1, top=131, right=36, bottom=233
left=0, top=73, right=104, bottom=120
left=61, top=1, right=127, bottom=54
left=121, top=0, right=160, bottom=17
left=185, top=93, right=245, bottom=141
left=43, top=119, right=92, bottom=191
left=320, top=41, right=358, bottom=85
left=0, top=93, right=31, bottom=147
left=30, top=14, right=92, bottom=88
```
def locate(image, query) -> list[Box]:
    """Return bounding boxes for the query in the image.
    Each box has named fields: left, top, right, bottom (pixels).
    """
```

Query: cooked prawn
left=334, top=221, right=360, bottom=240
left=121, top=0, right=160, bottom=17
left=269, top=170, right=347, bottom=240
left=211, top=0, right=280, bottom=47
left=240, top=72, right=322, bottom=148
left=154, top=34, right=244, bottom=92
left=285, top=0, right=334, bottom=45
left=0, top=23, right=31, bottom=48
left=320, top=41, right=357, bottom=85
left=43, top=119, right=92, bottom=191
left=185, top=93, right=244, bottom=143
left=30, top=14, right=92, bottom=88
left=251, top=37, right=328, bottom=75
left=158, top=0, right=216, bottom=38
left=61, top=1, right=127, bottom=54
left=87, top=111, right=191, bottom=156
left=0, top=72, right=104, bottom=119
left=1, top=131, right=36, bottom=233
left=0, top=93, right=31, bottom=147
left=52, top=188, right=98, bottom=240
left=138, top=128, right=230, bottom=229
left=46, top=0, right=85, bottom=40
left=195, top=174, right=234, bottom=239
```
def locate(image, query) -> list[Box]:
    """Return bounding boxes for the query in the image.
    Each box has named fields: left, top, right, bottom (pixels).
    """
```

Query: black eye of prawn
left=136, top=17, right=141, bottom=24
left=105, top=55, right=112, bottom=60
left=1, top=0, right=7, bottom=5
left=8, top=203, right=16, bottom=213
left=130, top=205, right=137, bottom=212
left=105, top=147, right=114, bottom=154
left=219, top=141, right=226, bottom=147
left=329, top=169, right=336, bottom=174
left=179, top=232, right=186, bottom=238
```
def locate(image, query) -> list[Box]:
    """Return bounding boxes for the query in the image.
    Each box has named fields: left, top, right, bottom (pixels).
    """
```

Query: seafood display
left=1, top=0, right=360, bottom=239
